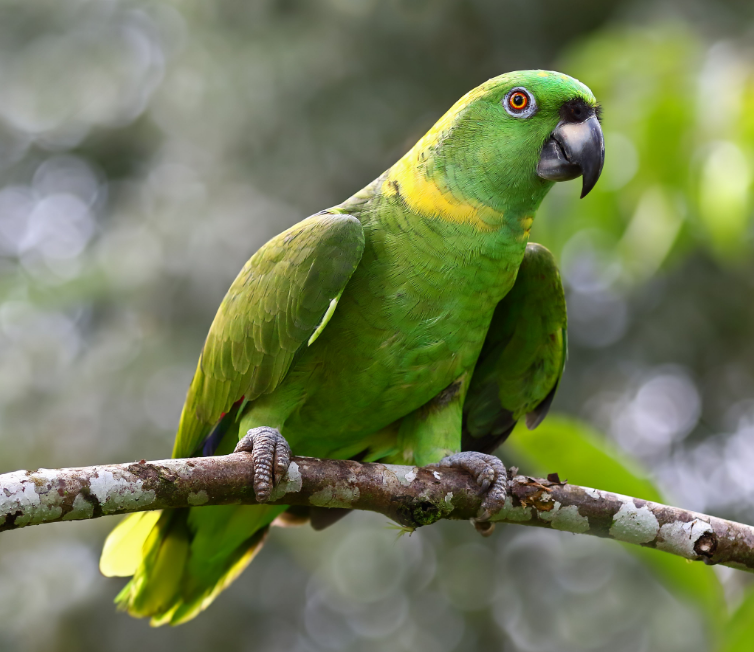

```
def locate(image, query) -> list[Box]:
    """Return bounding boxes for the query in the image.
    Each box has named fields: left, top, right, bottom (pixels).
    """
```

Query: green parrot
left=100, top=70, right=603, bottom=625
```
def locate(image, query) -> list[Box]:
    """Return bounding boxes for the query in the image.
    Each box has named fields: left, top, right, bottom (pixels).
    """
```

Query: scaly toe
left=234, top=426, right=291, bottom=503
left=274, top=437, right=291, bottom=485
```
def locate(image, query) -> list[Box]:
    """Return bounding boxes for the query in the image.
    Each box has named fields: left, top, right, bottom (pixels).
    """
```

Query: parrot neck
left=382, top=155, right=505, bottom=232
left=381, top=127, right=549, bottom=236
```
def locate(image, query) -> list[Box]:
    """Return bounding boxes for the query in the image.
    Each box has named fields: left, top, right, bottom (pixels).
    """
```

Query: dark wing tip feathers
left=461, top=417, right=517, bottom=456
left=524, top=381, right=559, bottom=431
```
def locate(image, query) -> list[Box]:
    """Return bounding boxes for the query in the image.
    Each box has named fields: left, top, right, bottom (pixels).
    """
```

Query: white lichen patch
left=309, top=484, right=360, bottom=508
left=268, top=461, right=302, bottom=501
left=584, top=487, right=601, bottom=500
left=433, top=471, right=442, bottom=481
left=656, top=519, right=713, bottom=558
left=609, top=499, right=660, bottom=544
left=89, top=469, right=156, bottom=514
left=491, top=496, right=533, bottom=523
left=538, top=501, right=590, bottom=533
left=0, top=470, right=63, bottom=526
left=33, top=468, right=62, bottom=489
left=444, top=492, right=453, bottom=507
left=62, top=493, right=95, bottom=520
left=188, top=490, right=209, bottom=506
left=382, top=464, right=419, bottom=487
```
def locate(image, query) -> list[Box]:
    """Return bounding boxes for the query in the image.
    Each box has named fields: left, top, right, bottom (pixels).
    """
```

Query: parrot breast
left=265, top=181, right=533, bottom=457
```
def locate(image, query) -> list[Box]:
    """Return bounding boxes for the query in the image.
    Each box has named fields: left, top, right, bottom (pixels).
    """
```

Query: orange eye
left=503, top=87, right=537, bottom=117
left=509, top=92, right=529, bottom=110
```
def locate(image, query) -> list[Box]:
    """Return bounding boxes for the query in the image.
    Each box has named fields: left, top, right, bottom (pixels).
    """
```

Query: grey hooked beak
left=537, top=115, right=604, bottom=198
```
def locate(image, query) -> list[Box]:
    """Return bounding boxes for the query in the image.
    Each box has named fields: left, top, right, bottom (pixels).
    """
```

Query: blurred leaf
left=505, top=415, right=726, bottom=632
left=533, top=23, right=754, bottom=275
left=506, top=414, right=661, bottom=499
left=698, top=141, right=752, bottom=257
left=721, top=586, right=754, bottom=652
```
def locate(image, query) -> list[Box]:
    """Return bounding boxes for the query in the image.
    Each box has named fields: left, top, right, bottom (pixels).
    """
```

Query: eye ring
left=503, top=87, right=537, bottom=118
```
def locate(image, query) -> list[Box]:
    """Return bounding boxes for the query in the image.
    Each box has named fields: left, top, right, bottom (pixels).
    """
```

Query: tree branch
left=1, top=453, right=752, bottom=572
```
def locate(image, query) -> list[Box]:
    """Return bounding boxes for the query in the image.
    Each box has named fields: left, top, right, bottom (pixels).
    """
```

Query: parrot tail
left=100, top=503, right=285, bottom=626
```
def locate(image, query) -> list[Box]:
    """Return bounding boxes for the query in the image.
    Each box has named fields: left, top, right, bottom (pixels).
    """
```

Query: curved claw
left=234, top=426, right=291, bottom=503
left=434, top=451, right=508, bottom=527
left=473, top=520, right=496, bottom=537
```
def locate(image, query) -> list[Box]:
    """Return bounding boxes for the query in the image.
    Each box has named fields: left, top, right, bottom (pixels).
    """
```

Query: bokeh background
left=1, top=1, right=754, bottom=650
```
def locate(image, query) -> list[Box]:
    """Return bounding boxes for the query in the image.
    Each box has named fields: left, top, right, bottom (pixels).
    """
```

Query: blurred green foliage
left=536, top=23, right=754, bottom=276
left=722, top=587, right=754, bottom=652
left=1, top=1, right=754, bottom=651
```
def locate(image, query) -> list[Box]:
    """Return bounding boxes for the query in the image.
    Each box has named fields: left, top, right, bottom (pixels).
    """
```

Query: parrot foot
left=234, top=426, right=291, bottom=503
left=432, top=452, right=508, bottom=529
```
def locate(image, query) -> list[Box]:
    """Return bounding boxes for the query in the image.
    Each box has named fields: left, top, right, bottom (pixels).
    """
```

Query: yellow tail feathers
left=100, top=511, right=162, bottom=577
left=101, top=504, right=284, bottom=626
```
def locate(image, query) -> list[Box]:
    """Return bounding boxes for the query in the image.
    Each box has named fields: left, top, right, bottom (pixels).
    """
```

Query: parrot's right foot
left=234, top=427, right=291, bottom=503
left=431, top=451, right=508, bottom=531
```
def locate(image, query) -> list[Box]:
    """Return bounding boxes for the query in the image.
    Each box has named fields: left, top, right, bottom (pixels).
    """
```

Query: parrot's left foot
left=234, top=426, right=291, bottom=503
left=432, top=452, right=508, bottom=535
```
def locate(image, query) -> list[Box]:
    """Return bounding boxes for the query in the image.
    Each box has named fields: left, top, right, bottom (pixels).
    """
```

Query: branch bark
left=1, top=453, right=752, bottom=572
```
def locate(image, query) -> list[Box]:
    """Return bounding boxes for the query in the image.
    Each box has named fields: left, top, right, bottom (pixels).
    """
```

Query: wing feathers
left=173, top=213, right=364, bottom=458
left=463, top=242, right=567, bottom=453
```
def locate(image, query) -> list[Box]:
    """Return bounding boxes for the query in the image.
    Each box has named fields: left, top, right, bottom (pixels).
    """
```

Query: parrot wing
left=173, top=212, right=365, bottom=458
left=462, top=242, right=567, bottom=455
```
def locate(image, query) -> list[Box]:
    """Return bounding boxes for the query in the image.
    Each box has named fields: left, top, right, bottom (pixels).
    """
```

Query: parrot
left=100, top=69, right=604, bottom=626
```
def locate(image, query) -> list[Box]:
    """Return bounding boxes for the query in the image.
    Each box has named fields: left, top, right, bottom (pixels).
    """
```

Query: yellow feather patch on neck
left=385, top=156, right=503, bottom=231
left=383, top=87, right=504, bottom=231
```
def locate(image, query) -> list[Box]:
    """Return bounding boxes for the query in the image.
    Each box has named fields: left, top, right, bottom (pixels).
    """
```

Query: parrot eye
left=510, top=92, right=528, bottom=110
left=503, top=87, right=537, bottom=118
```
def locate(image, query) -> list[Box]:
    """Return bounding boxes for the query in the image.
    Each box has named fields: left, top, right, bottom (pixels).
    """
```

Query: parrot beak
left=537, top=114, right=604, bottom=198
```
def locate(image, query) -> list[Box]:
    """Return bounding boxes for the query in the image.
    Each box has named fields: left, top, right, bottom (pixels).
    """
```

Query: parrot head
left=405, top=70, right=603, bottom=202
left=455, top=70, right=604, bottom=200
left=472, top=70, right=605, bottom=198
left=507, top=71, right=604, bottom=198
left=385, top=70, right=604, bottom=225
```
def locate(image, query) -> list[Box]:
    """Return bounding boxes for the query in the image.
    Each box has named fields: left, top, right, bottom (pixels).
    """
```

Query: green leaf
left=505, top=415, right=726, bottom=634
left=721, top=586, right=754, bottom=652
